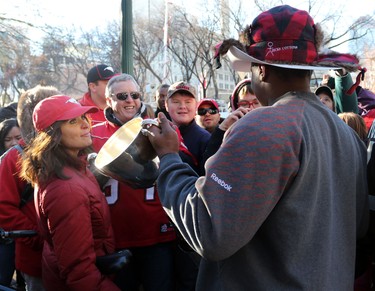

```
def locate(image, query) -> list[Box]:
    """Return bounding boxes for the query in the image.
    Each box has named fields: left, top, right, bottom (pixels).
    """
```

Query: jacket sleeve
left=41, top=182, right=118, bottom=291
left=334, top=73, right=359, bottom=114
left=0, top=148, right=42, bottom=249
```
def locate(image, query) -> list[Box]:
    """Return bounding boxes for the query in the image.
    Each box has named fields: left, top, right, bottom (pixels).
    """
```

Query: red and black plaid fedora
left=227, top=5, right=340, bottom=71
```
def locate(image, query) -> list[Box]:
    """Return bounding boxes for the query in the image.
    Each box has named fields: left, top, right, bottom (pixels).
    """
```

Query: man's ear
left=88, top=82, right=97, bottom=93
left=258, top=65, right=268, bottom=81
left=105, top=96, right=112, bottom=107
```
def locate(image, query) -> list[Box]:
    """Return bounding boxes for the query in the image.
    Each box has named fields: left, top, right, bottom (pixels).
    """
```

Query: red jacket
left=363, top=109, right=375, bottom=131
left=78, top=92, right=105, bottom=125
left=0, top=144, right=43, bottom=277
left=36, top=166, right=119, bottom=290
left=91, top=120, right=176, bottom=249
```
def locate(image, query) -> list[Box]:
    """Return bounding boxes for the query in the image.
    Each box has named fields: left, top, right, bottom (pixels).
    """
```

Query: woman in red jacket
left=0, top=86, right=61, bottom=291
left=20, top=95, right=120, bottom=291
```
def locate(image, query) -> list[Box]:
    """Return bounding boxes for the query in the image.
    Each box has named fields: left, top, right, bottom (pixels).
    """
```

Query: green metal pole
left=121, top=0, right=133, bottom=74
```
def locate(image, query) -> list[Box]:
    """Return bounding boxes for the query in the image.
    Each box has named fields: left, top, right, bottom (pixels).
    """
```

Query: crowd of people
left=0, top=4, right=375, bottom=291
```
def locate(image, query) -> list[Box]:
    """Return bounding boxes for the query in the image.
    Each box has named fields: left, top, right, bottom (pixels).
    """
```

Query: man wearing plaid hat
left=144, top=5, right=369, bottom=290
left=79, top=64, right=116, bottom=125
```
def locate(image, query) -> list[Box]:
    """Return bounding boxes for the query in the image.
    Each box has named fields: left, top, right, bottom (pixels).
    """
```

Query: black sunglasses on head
left=112, top=92, right=141, bottom=101
left=197, top=108, right=219, bottom=116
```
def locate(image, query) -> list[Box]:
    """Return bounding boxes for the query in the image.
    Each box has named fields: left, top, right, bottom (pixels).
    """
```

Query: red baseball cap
left=197, top=99, right=219, bottom=110
left=33, top=95, right=98, bottom=132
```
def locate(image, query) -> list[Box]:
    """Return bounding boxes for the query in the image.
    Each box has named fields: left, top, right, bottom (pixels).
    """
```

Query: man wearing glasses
left=91, top=73, right=176, bottom=291
left=196, top=99, right=223, bottom=133
left=230, top=78, right=261, bottom=111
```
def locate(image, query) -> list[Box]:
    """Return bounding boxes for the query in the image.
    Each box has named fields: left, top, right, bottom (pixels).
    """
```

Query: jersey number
left=102, top=178, right=155, bottom=204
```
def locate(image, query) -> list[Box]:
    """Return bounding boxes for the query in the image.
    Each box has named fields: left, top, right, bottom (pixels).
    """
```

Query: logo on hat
left=103, top=67, right=114, bottom=72
left=87, top=64, right=115, bottom=84
left=167, top=81, right=197, bottom=99
left=225, top=5, right=342, bottom=72
left=66, top=98, right=80, bottom=105
left=33, top=95, right=98, bottom=132
left=176, top=85, right=191, bottom=91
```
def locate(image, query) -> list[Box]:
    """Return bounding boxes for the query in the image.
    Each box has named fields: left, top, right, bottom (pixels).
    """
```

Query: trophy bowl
left=94, top=117, right=159, bottom=188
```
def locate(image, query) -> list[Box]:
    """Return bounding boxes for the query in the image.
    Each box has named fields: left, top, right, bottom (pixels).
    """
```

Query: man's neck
left=91, top=93, right=107, bottom=110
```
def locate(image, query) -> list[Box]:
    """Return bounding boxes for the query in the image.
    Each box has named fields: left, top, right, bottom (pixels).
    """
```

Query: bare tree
left=167, top=9, right=198, bottom=83
left=251, top=0, right=375, bottom=53
left=169, top=6, right=223, bottom=98
left=0, top=19, right=33, bottom=105
left=27, top=23, right=122, bottom=97
left=133, top=11, right=164, bottom=85
left=1, top=0, right=374, bottom=103
left=324, top=16, right=375, bottom=51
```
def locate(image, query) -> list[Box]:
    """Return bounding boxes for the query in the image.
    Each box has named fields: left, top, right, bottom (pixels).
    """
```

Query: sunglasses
left=112, top=92, right=141, bottom=101
left=197, top=108, right=219, bottom=116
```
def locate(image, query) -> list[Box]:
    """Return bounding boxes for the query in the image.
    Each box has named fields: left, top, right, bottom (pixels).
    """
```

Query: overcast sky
left=4, top=0, right=374, bottom=31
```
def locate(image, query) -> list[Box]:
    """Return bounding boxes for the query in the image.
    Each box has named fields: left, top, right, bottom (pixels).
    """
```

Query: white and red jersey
left=91, top=120, right=176, bottom=249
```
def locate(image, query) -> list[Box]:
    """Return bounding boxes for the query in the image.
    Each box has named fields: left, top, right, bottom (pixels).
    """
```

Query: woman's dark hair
left=0, top=103, right=17, bottom=123
left=20, top=121, right=90, bottom=186
left=0, top=118, right=19, bottom=155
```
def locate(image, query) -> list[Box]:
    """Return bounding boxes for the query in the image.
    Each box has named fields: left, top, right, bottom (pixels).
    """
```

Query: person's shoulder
left=358, top=87, right=375, bottom=99
left=195, top=123, right=211, bottom=144
left=45, top=170, right=87, bottom=193
left=193, top=121, right=211, bottom=136
left=234, top=102, right=299, bottom=133
left=78, top=92, right=93, bottom=106
left=200, top=126, right=211, bottom=138
left=0, top=146, right=21, bottom=163
left=91, top=121, right=115, bottom=146
left=42, top=178, right=91, bottom=211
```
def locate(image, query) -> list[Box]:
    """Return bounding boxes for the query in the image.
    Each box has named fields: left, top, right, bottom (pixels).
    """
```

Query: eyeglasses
left=112, top=92, right=141, bottom=101
left=237, top=100, right=260, bottom=108
left=197, top=108, right=219, bottom=116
